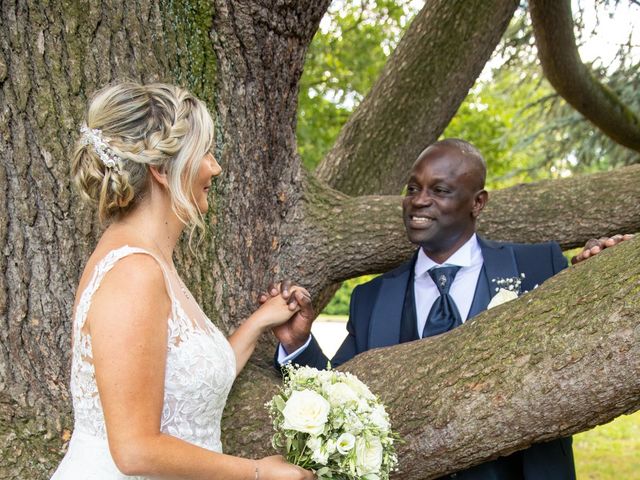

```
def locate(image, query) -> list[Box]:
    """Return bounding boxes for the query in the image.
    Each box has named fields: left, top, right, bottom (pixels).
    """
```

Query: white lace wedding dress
left=52, top=246, right=236, bottom=479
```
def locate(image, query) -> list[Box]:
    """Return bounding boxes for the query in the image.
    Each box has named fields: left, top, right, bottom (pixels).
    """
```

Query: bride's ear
left=149, top=165, right=169, bottom=189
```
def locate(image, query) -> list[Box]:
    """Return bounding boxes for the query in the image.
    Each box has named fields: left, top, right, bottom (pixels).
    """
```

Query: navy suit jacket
left=293, top=237, right=568, bottom=370
left=284, top=236, right=575, bottom=480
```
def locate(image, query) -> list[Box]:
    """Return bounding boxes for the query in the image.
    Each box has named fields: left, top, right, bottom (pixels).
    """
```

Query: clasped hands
left=255, top=234, right=634, bottom=352
left=258, top=280, right=315, bottom=354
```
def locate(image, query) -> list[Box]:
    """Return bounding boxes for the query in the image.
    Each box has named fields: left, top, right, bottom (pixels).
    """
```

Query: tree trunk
left=530, top=0, right=640, bottom=153
left=316, top=0, right=518, bottom=196
left=0, top=0, right=219, bottom=476
left=222, top=236, right=640, bottom=479
left=0, top=0, right=638, bottom=478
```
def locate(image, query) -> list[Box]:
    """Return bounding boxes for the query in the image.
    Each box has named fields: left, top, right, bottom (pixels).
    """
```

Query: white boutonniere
left=487, top=274, right=525, bottom=309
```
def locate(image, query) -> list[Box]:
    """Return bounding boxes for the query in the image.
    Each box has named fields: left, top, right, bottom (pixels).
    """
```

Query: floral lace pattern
left=69, top=246, right=236, bottom=452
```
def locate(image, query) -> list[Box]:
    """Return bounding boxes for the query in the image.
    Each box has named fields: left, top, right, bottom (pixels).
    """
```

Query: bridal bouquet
left=267, top=364, right=398, bottom=480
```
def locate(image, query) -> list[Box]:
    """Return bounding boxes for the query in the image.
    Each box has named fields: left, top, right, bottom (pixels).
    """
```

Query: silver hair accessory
left=80, top=125, right=122, bottom=172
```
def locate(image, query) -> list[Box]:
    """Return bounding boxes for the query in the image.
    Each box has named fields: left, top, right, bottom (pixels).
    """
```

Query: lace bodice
left=69, top=246, right=236, bottom=453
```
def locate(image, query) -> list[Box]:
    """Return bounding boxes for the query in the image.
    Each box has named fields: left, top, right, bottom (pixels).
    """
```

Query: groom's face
left=402, top=145, right=486, bottom=262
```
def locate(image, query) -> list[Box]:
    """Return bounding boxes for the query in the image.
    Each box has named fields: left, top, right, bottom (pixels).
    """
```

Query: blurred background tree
left=303, top=0, right=640, bottom=315
left=299, top=0, right=640, bottom=187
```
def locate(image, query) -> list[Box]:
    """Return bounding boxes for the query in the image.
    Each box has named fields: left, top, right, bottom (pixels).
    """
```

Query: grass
left=574, top=410, right=640, bottom=479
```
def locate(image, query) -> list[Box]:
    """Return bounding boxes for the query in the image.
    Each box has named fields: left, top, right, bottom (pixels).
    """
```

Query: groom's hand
left=259, top=279, right=315, bottom=353
left=571, top=233, right=634, bottom=264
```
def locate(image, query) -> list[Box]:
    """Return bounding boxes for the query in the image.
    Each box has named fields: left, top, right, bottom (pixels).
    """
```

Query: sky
left=577, top=0, right=640, bottom=65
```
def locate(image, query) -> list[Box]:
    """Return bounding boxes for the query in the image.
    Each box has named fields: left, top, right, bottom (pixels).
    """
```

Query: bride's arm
left=90, top=255, right=311, bottom=480
left=228, top=288, right=309, bottom=374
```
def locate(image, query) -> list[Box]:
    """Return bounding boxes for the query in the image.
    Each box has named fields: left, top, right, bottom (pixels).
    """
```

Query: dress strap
left=73, top=245, right=178, bottom=334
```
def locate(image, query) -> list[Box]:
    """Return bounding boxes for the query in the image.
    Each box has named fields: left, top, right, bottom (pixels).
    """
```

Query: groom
left=269, top=139, right=626, bottom=479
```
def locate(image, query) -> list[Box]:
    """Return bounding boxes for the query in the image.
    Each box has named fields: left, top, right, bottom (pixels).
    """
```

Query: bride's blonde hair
left=72, top=82, right=215, bottom=240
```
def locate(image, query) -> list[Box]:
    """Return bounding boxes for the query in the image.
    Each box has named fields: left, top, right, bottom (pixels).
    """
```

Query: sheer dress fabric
left=52, top=246, right=236, bottom=479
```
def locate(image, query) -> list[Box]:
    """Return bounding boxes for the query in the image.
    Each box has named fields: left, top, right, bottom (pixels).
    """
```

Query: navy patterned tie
left=422, top=266, right=462, bottom=338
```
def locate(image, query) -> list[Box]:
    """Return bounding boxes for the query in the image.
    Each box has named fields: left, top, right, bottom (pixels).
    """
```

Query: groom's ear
left=471, top=190, right=488, bottom=218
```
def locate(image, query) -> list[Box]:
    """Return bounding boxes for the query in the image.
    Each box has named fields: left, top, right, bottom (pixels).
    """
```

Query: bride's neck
left=113, top=194, right=185, bottom=264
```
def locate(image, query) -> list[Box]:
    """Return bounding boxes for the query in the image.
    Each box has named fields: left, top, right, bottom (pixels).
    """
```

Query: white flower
left=336, top=432, right=356, bottom=454
left=325, top=381, right=359, bottom=406
left=487, top=288, right=519, bottom=309
left=268, top=365, right=398, bottom=478
left=355, top=436, right=384, bottom=475
left=344, top=373, right=375, bottom=400
left=325, top=438, right=337, bottom=455
left=307, top=436, right=322, bottom=451
left=370, top=405, right=390, bottom=431
left=307, top=436, right=330, bottom=464
left=282, top=389, right=330, bottom=435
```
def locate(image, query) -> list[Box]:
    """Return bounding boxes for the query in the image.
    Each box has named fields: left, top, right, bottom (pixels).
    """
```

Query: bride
left=52, top=82, right=315, bottom=480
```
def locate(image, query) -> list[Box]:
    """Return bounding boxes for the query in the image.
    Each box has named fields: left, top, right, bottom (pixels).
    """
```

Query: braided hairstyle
left=72, top=82, right=215, bottom=238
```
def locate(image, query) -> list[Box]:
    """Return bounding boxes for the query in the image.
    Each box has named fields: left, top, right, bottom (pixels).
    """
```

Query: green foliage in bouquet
left=267, top=365, right=399, bottom=480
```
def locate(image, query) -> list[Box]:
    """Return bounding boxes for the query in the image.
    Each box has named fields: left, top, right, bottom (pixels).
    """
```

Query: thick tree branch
left=285, top=165, right=640, bottom=303
left=477, top=164, right=640, bottom=249
left=316, top=0, right=518, bottom=196
left=530, top=0, right=640, bottom=153
left=222, top=236, right=640, bottom=479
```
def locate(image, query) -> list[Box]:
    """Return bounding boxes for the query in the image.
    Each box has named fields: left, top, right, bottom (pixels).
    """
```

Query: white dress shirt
left=414, top=234, right=484, bottom=336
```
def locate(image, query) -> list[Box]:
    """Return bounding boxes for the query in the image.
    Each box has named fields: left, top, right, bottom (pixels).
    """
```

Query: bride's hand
left=256, top=455, right=316, bottom=480
left=253, top=287, right=307, bottom=330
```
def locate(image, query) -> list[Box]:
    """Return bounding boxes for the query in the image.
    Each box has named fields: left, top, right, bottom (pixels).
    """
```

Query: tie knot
left=428, top=265, right=461, bottom=294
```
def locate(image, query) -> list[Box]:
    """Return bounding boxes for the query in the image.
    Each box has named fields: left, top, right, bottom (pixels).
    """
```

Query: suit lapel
left=368, top=253, right=416, bottom=349
left=467, top=264, right=490, bottom=319
left=472, top=236, right=520, bottom=316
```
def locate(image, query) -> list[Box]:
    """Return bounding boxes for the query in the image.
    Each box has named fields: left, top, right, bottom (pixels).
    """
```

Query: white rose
left=355, top=437, right=383, bottom=475
left=282, top=390, right=330, bottom=436
left=369, top=405, right=390, bottom=431
left=324, top=382, right=359, bottom=406
left=344, top=374, right=375, bottom=400
left=336, top=432, right=356, bottom=454
left=357, top=398, right=371, bottom=413
left=487, top=288, right=519, bottom=309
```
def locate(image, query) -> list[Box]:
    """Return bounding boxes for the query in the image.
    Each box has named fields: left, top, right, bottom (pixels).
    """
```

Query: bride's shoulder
left=79, top=238, right=166, bottom=301
left=83, top=245, right=171, bottom=330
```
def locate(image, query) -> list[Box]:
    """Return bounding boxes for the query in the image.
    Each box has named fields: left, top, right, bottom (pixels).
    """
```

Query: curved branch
left=530, top=0, right=640, bottom=153
left=284, top=165, right=640, bottom=304
left=316, top=0, right=519, bottom=196
left=222, top=236, right=640, bottom=479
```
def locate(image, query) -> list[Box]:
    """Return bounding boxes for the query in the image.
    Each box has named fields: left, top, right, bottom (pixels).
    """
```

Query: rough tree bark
left=316, top=0, right=520, bottom=196
left=0, top=0, right=638, bottom=479
left=286, top=165, right=640, bottom=294
left=222, top=236, right=640, bottom=479
left=0, top=0, right=220, bottom=476
left=530, top=0, right=640, bottom=153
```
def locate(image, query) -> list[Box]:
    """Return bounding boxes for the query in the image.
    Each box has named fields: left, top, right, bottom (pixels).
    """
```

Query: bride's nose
left=207, top=153, right=222, bottom=177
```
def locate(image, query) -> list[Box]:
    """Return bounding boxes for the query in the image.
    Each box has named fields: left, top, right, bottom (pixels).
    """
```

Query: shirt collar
left=414, top=233, right=480, bottom=278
